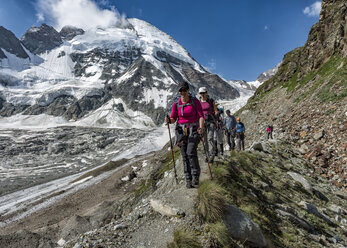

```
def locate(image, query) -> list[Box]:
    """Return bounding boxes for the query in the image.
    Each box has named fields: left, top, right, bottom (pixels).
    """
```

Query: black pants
left=267, top=132, right=273, bottom=139
left=236, top=133, right=245, bottom=151
left=179, top=130, right=201, bottom=181
left=225, top=130, right=235, bottom=150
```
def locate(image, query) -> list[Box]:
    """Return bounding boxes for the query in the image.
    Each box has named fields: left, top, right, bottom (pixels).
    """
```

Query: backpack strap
left=175, top=95, right=197, bottom=119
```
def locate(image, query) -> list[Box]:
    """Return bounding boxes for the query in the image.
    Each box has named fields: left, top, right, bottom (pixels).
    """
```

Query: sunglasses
left=199, top=92, right=207, bottom=95
left=179, top=88, right=188, bottom=92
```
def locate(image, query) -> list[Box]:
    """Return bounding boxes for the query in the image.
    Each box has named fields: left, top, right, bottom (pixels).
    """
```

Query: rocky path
left=1, top=138, right=346, bottom=248
left=63, top=143, right=212, bottom=248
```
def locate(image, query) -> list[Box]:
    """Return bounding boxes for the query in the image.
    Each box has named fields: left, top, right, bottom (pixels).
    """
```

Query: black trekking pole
left=200, top=134, right=213, bottom=180
left=166, top=115, right=178, bottom=184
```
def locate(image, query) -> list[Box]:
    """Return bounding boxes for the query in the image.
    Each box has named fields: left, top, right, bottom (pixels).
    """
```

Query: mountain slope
left=0, top=19, right=239, bottom=127
left=237, top=0, right=347, bottom=188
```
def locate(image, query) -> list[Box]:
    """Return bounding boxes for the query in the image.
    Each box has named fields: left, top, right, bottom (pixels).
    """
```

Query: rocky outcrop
left=59, top=26, right=85, bottom=40
left=239, top=0, right=347, bottom=189
left=225, top=204, right=267, bottom=247
left=255, top=0, right=346, bottom=95
left=21, top=24, right=63, bottom=54
left=0, top=26, right=29, bottom=59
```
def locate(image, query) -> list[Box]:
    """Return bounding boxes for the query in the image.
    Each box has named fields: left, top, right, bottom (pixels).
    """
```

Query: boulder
left=313, top=130, right=324, bottom=140
left=287, top=172, right=312, bottom=191
left=150, top=199, right=185, bottom=217
left=224, top=204, right=267, bottom=247
left=251, top=142, right=264, bottom=152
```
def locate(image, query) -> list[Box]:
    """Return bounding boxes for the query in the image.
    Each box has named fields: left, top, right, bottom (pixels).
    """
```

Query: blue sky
left=0, top=0, right=321, bottom=81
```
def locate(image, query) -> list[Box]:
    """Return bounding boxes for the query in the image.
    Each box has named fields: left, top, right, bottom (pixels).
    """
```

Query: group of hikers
left=165, top=81, right=246, bottom=188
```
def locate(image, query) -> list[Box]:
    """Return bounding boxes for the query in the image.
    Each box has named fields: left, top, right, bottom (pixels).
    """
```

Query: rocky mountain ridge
left=0, top=26, right=29, bottom=59
left=237, top=0, right=346, bottom=189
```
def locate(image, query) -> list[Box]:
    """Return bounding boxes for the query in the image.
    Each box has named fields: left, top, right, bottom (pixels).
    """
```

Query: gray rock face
left=256, top=63, right=281, bottom=83
left=59, top=26, right=85, bottom=40
left=224, top=204, right=267, bottom=247
left=0, top=48, right=6, bottom=59
left=298, top=201, right=335, bottom=226
left=0, top=102, right=29, bottom=117
left=0, top=26, right=29, bottom=59
left=276, top=208, right=313, bottom=231
left=21, top=24, right=63, bottom=54
left=287, top=171, right=313, bottom=191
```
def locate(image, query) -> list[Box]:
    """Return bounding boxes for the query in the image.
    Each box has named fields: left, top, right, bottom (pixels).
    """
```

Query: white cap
left=199, top=87, right=207, bottom=93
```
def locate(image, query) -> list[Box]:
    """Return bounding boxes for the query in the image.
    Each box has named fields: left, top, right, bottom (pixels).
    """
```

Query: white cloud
left=264, top=25, right=269, bottom=31
left=36, top=12, right=45, bottom=22
left=303, top=1, right=321, bottom=17
left=206, top=59, right=216, bottom=71
left=97, top=0, right=110, bottom=6
left=35, top=0, right=128, bottom=31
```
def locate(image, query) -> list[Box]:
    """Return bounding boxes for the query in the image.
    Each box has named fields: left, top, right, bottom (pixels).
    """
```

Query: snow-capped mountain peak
left=0, top=18, right=239, bottom=128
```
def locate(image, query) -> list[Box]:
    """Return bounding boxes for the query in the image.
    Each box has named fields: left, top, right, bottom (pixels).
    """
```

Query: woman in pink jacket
left=165, top=81, right=204, bottom=188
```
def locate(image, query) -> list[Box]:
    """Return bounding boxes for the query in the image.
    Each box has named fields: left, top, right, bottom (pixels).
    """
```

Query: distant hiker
left=224, top=110, right=237, bottom=150
left=267, top=125, right=273, bottom=139
left=214, top=107, right=224, bottom=156
left=199, top=87, right=218, bottom=163
left=165, top=81, right=204, bottom=188
left=236, top=117, right=245, bottom=151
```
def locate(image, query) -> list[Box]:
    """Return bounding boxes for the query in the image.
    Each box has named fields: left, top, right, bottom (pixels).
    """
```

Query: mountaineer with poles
left=199, top=87, right=218, bottom=163
left=165, top=81, right=204, bottom=188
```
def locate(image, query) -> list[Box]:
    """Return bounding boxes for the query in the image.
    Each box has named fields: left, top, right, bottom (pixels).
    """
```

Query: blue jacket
left=236, top=122, right=245, bottom=133
left=224, top=115, right=236, bottom=131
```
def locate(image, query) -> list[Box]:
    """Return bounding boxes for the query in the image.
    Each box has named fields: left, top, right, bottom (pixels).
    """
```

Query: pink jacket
left=171, top=97, right=204, bottom=124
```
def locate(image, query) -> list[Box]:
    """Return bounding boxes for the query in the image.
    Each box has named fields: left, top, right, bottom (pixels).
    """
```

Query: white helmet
left=199, top=87, right=207, bottom=93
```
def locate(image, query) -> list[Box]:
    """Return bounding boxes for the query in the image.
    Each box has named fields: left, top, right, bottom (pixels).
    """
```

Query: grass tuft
left=206, top=222, right=233, bottom=248
left=196, top=180, right=228, bottom=223
left=167, top=229, right=200, bottom=248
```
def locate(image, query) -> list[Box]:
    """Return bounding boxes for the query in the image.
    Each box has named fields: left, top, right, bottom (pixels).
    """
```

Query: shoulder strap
left=176, top=95, right=197, bottom=119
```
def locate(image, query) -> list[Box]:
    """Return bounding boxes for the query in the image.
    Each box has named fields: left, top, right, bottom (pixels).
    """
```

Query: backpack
left=199, top=95, right=215, bottom=121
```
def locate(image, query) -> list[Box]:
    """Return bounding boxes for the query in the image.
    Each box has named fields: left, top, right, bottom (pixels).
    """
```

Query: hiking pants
left=203, top=122, right=216, bottom=160
left=180, top=130, right=200, bottom=181
left=236, top=133, right=245, bottom=151
left=225, top=130, right=235, bottom=150
left=267, top=132, right=273, bottom=139
left=214, top=128, right=224, bottom=145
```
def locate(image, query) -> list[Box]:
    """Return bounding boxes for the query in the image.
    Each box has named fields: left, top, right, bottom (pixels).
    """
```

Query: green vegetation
left=196, top=180, right=228, bottom=223
left=206, top=222, right=233, bottom=248
left=283, top=70, right=299, bottom=91
left=167, top=229, right=201, bottom=248
left=198, top=142, right=343, bottom=247
left=249, top=53, right=346, bottom=107
left=133, top=179, right=152, bottom=199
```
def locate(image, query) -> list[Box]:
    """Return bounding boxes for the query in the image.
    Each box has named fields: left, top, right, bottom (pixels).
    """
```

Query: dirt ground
left=0, top=154, right=149, bottom=248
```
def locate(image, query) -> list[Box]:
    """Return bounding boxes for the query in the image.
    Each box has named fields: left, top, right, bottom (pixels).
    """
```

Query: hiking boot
left=186, top=181, right=193, bottom=188
left=192, top=176, right=199, bottom=187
